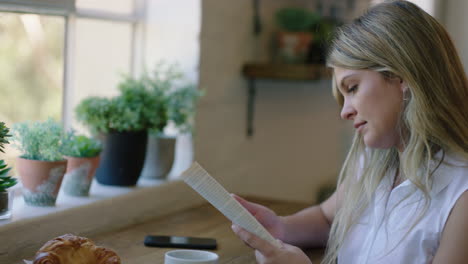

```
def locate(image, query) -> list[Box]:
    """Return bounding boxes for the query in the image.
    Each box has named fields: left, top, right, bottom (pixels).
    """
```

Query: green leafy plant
left=11, top=118, right=64, bottom=161
left=143, top=63, right=203, bottom=134
left=0, top=122, right=10, bottom=152
left=60, top=131, right=102, bottom=158
left=145, top=62, right=184, bottom=92
left=76, top=63, right=204, bottom=136
left=75, top=97, right=115, bottom=135
left=76, top=75, right=169, bottom=134
left=311, top=17, right=341, bottom=46
left=166, top=83, right=204, bottom=133
left=0, top=122, right=16, bottom=192
left=275, top=7, right=320, bottom=32
left=116, top=74, right=168, bottom=132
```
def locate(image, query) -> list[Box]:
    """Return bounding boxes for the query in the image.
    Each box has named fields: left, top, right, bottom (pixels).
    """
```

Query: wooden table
left=93, top=198, right=324, bottom=263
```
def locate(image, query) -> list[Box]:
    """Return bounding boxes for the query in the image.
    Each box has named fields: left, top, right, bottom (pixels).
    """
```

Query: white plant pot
left=140, top=135, right=176, bottom=180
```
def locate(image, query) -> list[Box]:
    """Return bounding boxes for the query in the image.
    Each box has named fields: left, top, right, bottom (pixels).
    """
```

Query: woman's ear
left=400, top=80, right=411, bottom=101
left=400, top=79, right=408, bottom=93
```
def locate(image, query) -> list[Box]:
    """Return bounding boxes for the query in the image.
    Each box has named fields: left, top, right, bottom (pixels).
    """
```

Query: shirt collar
left=379, top=150, right=465, bottom=197
left=430, top=150, right=467, bottom=196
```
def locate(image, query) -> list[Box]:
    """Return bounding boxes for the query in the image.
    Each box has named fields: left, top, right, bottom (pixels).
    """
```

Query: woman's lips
left=354, top=121, right=367, bottom=132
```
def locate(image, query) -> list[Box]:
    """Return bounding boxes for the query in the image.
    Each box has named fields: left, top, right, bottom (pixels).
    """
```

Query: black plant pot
left=95, top=130, right=148, bottom=186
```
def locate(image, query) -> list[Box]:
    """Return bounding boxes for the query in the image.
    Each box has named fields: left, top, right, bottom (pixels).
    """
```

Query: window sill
left=0, top=178, right=206, bottom=264
left=1, top=178, right=168, bottom=226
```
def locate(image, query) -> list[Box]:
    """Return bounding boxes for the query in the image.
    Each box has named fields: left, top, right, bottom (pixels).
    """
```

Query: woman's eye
left=347, top=85, right=358, bottom=93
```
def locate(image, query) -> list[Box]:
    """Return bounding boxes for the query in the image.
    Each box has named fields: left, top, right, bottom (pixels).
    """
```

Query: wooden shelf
left=242, top=62, right=331, bottom=81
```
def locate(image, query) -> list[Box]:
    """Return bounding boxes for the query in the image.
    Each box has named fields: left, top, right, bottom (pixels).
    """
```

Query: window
left=66, top=0, right=144, bottom=131
left=0, top=0, right=143, bottom=173
left=76, top=0, right=134, bottom=15
left=0, top=12, right=65, bottom=170
left=0, top=0, right=201, bottom=223
left=0, top=13, right=64, bottom=125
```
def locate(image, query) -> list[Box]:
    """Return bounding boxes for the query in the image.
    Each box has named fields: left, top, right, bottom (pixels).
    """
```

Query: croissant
left=33, top=234, right=121, bottom=264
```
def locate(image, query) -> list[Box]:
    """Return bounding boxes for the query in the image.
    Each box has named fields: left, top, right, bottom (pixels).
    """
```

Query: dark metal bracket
left=246, top=79, right=256, bottom=137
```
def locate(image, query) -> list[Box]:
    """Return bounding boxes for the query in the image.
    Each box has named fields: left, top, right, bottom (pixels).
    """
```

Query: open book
left=181, top=162, right=281, bottom=248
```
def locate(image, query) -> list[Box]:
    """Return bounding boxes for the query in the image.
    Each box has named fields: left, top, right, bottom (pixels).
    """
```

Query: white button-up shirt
left=339, top=151, right=468, bottom=264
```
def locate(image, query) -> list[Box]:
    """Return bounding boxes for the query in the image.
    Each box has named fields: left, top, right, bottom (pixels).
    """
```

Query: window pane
left=76, top=0, right=134, bottom=15
left=0, top=12, right=64, bottom=169
left=0, top=13, right=64, bottom=124
left=145, top=0, right=201, bottom=82
left=70, top=18, right=132, bottom=131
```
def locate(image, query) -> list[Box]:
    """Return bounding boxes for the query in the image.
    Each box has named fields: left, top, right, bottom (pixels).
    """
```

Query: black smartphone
left=144, top=235, right=217, bottom=250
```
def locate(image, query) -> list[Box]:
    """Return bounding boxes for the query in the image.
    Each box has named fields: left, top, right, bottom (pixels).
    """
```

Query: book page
left=181, top=162, right=280, bottom=248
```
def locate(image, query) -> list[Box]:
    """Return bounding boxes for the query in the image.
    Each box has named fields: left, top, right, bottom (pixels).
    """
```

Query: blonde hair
left=324, top=1, right=468, bottom=263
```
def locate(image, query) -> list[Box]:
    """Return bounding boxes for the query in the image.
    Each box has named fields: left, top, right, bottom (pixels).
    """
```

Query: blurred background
left=0, top=0, right=465, bottom=203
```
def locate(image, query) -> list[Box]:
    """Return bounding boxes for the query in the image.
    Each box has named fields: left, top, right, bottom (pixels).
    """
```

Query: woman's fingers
left=232, top=224, right=312, bottom=264
left=231, top=224, right=278, bottom=258
left=231, top=194, right=264, bottom=215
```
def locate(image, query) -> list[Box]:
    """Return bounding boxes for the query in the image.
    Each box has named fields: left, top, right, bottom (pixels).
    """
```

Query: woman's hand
left=231, top=224, right=312, bottom=264
left=231, top=194, right=286, bottom=240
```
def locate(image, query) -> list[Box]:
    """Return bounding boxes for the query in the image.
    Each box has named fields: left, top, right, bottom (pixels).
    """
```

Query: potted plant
left=60, top=131, right=102, bottom=196
left=76, top=74, right=167, bottom=186
left=167, top=83, right=204, bottom=134
left=140, top=65, right=203, bottom=180
left=307, top=17, right=341, bottom=64
left=11, top=119, right=66, bottom=206
left=274, top=7, right=320, bottom=63
left=0, top=122, right=17, bottom=219
left=141, top=83, right=203, bottom=180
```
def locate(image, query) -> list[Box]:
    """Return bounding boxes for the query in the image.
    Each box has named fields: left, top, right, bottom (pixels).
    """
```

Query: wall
left=195, top=0, right=367, bottom=203
left=444, top=0, right=468, bottom=72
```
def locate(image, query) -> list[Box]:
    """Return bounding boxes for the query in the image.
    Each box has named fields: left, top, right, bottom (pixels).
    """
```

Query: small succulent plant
left=0, top=122, right=16, bottom=192
left=60, top=131, right=102, bottom=158
left=11, top=118, right=64, bottom=161
left=0, top=160, right=15, bottom=192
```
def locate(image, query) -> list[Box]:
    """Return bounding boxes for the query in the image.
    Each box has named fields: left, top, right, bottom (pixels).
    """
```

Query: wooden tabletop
left=92, top=198, right=324, bottom=263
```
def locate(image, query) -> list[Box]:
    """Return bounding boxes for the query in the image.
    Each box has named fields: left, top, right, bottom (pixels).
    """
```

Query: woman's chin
left=363, top=135, right=395, bottom=149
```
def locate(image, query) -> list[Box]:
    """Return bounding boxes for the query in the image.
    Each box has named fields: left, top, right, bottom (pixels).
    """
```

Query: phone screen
left=144, top=235, right=217, bottom=250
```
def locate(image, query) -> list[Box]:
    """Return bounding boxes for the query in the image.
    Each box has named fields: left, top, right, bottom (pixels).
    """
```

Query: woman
left=231, top=1, right=468, bottom=263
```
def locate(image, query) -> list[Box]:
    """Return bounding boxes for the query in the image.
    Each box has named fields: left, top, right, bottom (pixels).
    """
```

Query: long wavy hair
left=323, top=1, right=468, bottom=263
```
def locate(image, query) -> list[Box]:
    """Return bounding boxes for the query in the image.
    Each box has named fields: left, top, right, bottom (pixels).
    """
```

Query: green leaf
left=0, top=168, right=12, bottom=176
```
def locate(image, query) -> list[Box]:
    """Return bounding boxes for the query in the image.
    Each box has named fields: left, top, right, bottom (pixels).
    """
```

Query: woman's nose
left=340, top=101, right=356, bottom=120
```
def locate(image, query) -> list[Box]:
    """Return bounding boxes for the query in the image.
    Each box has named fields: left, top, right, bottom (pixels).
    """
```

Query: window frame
left=0, top=0, right=149, bottom=218
left=0, top=0, right=148, bottom=128
left=0, top=0, right=74, bottom=15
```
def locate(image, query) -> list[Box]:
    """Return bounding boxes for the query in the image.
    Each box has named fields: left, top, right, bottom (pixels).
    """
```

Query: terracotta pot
left=16, top=157, right=67, bottom=206
left=275, top=31, right=313, bottom=63
left=62, top=155, right=100, bottom=196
